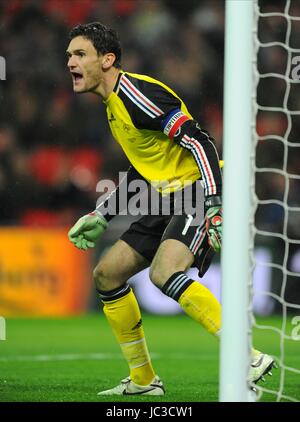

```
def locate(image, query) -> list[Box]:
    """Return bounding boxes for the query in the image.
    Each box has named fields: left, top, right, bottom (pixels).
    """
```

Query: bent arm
left=162, top=109, right=222, bottom=201
left=95, top=166, right=149, bottom=221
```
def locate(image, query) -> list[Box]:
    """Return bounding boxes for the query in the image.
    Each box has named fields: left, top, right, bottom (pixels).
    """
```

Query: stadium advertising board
left=0, top=228, right=92, bottom=316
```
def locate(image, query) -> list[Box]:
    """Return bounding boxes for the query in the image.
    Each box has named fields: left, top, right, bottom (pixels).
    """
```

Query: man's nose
left=68, top=56, right=77, bottom=68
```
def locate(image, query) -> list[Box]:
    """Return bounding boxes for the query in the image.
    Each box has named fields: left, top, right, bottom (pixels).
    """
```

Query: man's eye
left=78, top=52, right=85, bottom=57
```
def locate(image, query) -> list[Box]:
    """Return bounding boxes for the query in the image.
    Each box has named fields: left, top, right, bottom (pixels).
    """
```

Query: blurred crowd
left=0, top=0, right=299, bottom=239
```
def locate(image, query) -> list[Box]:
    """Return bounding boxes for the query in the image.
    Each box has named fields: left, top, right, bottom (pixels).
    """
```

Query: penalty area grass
left=0, top=314, right=298, bottom=402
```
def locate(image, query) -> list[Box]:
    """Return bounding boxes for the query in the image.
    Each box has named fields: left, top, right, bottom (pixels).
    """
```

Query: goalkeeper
left=67, top=22, right=274, bottom=396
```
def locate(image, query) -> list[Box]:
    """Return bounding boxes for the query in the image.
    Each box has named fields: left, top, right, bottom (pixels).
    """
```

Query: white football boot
left=248, top=353, right=275, bottom=383
left=97, top=375, right=165, bottom=396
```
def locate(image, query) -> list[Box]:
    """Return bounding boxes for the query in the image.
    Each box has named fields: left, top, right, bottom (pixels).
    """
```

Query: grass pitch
left=0, top=314, right=299, bottom=402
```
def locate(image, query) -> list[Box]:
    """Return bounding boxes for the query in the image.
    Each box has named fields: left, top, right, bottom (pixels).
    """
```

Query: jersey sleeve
left=171, top=119, right=222, bottom=198
left=118, top=73, right=181, bottom=131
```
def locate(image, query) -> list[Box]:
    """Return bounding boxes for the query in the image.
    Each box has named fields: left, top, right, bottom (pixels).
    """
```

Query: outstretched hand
left=68, top=212, right=108, bottom=250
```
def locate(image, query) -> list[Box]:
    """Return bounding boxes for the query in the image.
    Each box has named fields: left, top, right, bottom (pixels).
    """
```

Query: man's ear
left=102, top=53, right=116, bottom=70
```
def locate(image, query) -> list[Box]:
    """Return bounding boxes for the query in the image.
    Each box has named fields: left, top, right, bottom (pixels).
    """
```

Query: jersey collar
left=113, top=70, right=124, bottom=94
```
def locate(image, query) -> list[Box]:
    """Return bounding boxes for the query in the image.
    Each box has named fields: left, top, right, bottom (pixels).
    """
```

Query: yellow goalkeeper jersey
left=104, top=70, right=221, bottom=196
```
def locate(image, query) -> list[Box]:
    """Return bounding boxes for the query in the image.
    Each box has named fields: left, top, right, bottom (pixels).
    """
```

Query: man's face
left=67, top=36, right=103, bottom=93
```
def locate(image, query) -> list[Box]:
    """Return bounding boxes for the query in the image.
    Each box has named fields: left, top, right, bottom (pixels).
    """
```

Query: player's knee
left=149, top=265, right=174, bottom=288
left=93, top=263, right=112, bottom=291
left=93, top=261, right=126, bottom=291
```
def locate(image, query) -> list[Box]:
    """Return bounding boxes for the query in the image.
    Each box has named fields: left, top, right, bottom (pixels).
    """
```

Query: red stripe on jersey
left=168, top=115, right=190, bottom=139
left=192, top=225, right=206, bottom=254
left=121, top=76, right=163, bottom=116
left=189, top=137, right=216, bottom=195
left=183, top=135, right=216, bottom=195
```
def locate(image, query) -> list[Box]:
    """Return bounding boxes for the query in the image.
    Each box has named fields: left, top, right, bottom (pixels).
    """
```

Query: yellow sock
left=178, top=281, right=221, bottom=335
left=102, top=288, right=155, bottom=386
left=174, top=278, right=260, bottom=358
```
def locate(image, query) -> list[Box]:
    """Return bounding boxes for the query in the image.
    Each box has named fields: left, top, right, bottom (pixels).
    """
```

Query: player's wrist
left=204, top=195, right=222, bottom=211
left=90, top=210, right=108, bottom=226
left=94, top=202, right=117, bottom=222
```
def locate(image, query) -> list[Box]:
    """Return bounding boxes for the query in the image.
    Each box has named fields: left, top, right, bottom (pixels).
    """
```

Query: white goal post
left=220, top=0, right=300, bottom=402
left=219, top=0, right=253, bottom=402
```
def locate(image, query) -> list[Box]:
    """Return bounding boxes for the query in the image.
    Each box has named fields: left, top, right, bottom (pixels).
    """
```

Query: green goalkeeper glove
left=68, top=211, right=108, bottom=250
left=205, top=196, right=222, bottom=253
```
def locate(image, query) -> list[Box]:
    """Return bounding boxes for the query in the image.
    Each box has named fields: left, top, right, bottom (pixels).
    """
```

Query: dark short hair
left=69, top=22, right=121, bottom=68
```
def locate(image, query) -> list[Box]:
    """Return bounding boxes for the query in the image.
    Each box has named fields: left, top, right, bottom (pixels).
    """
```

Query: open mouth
left=71, top=71, right=83, bottom=84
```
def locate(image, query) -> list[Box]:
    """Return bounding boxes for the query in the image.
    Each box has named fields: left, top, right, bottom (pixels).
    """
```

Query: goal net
left=251, top=0, right=300, bottom=402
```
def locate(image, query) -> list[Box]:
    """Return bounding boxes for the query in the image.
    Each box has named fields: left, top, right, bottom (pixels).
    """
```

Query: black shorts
left=120, top=212, right=215, bottom=278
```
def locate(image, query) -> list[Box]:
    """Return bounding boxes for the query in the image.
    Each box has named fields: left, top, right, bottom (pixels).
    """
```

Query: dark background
left=0, top=0, right=299, bottom=310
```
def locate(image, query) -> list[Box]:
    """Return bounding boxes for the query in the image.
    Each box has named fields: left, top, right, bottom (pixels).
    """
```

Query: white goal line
left=0, top=352, right=217, bottom=363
